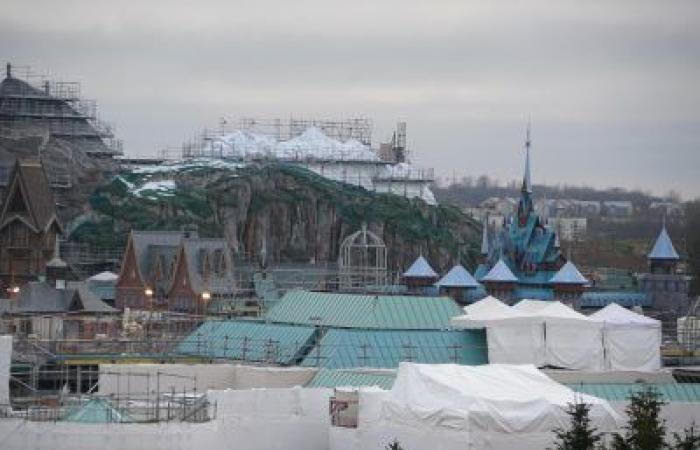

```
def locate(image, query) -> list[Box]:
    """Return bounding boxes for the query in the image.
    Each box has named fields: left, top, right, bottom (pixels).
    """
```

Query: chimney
left=46, top=238, right=68, bottom=289
left=5, top=63, right=11, bottom=79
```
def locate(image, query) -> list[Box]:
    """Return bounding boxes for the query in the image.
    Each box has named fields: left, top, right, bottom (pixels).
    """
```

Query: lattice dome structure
left=338, top=224, right=387, bottom=290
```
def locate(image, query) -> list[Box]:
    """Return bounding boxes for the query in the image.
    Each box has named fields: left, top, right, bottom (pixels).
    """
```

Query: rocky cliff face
left=70, top=161, right=481, bottom=273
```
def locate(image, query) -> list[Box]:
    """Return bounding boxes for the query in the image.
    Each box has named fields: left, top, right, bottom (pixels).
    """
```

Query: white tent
left=451, top=298, right=605, bottom=370
left=362, top=363, right=620, bottom=450
left=513, top=300, right=605, bottom=371
left=450, top=297, right=546, bottom=366
left=590, top=303, right=662, bottom=371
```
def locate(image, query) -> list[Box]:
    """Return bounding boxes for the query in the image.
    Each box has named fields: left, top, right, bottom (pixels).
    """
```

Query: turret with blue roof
left=480, top=258, right=518, bottom=302
left=402, top=255, right=439, bottom=290
left=435, top=264, right=481, bottom=304
left=550, top=260, right=589, bottom=304
left=648, top=222, right=680, bottom=275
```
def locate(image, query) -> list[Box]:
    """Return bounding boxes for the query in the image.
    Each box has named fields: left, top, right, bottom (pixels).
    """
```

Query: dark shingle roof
left=10, top=281, right=116, bottom=314
left=0, top=160, right=61, bottom=233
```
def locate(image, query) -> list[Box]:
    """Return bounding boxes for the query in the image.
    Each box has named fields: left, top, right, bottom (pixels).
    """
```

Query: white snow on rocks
left=205, top=127, right=380, bottom=161
left=133, top=180, right=176, bottom=197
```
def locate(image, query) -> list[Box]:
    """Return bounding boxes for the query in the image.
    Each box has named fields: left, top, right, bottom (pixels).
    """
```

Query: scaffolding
left=0, top=63, right=123, bottom=156
left=176, top=117, right=373, bottom=160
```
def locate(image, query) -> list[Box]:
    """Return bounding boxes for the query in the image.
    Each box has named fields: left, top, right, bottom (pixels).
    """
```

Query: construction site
left=157, top=117, right=437, bottom=205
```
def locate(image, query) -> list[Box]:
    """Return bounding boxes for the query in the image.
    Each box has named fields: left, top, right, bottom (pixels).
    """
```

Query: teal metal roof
left=176, top=320, right=316, bottom=365
left=580, top=291, right=651, bottom=308
left=62, top=398, right=133, bottom=423
left=265, top=290, right=462, bottom=330
left=301, top=329, right=488, bottom=369
left=567, top=383, right=700, bottom=403
left=307, top=368, right=396, bottom=390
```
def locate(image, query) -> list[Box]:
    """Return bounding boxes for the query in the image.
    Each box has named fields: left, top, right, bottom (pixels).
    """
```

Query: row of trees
left=551, top=386, right=699, bottom=450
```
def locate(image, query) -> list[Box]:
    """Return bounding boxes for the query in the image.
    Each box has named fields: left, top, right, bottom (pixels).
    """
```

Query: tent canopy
left=590, top=303, right=660, bottom=327
left=449, top=296, right=523, bottom=328
left=381, top=362, right=620, bottom=433
left=590, top=303, right=661, bottom=371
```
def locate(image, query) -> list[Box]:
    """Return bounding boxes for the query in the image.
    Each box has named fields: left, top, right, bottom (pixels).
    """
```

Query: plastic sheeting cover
left=590, top=303, right=662, bottom=371
left=0, top=336, right=11, bottom=405
left=380, top=363, right=620, bottom=434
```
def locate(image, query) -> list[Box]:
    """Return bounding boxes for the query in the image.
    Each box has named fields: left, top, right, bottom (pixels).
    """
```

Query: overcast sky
left=2, top=0, right=699, bottom=198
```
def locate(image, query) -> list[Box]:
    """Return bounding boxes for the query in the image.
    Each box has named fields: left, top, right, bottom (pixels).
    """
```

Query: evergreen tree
left=385, top=439, right=404, bottom=450
left=550, top=401, right=602, bottom=450
left=611, top=385, right=667, bottom=450
left=671, top=423, right=700, bottom=450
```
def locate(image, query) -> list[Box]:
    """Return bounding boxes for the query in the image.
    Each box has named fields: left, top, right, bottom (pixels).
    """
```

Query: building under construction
left=162, top=117, right=436, bottom=204
left=0, top=63, right=121, bottom=223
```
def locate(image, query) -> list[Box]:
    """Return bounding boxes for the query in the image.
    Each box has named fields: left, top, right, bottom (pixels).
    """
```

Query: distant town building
left=602, top=200, right=634, bottom=218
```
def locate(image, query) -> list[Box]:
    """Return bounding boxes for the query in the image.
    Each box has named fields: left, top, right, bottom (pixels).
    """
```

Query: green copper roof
left=176, top=320, right=316, bottom=365
left=62, top=398, right=133, bottom=423
left=307, top=368, right=396, bottom=390
left=266, top=290, right=462, bottom=330
left=567, top=383, right=700, bottom=403
left=301, top=328, right=488, bottom=369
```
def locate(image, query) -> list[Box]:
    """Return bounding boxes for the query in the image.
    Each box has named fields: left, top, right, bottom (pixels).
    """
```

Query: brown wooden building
left=0, top=159, right=62, bottom=290
left=115, top=230, right=236, bottom=315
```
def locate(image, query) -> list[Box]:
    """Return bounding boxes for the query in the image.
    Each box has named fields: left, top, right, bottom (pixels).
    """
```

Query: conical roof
left=436, top=265, right=480, bottom=288
left=403, top=255, right=438, bottom=278
left=549, top=261, right=588, bottom=285
left=480, top=258, right=518, bottom=283
left=648, top=226, right=679, bottom=260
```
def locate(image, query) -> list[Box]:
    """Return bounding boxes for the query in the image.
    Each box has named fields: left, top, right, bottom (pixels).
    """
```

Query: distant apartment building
left=548, top=217, right=587, bottom=242
left=649, top=201, right=684, bottom=218
left=602, top=201, right=634, bottom=218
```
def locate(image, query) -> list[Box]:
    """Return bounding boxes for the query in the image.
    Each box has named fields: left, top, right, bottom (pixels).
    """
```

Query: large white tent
left=339, top=362, right=621, bottom=450
left=513, top=300, right=605, bottom=371
left=590, top=303, right=662, bottom=371
left=451, top=298, right=605, bottom=371
left=450, top=297, right=546, bottom=366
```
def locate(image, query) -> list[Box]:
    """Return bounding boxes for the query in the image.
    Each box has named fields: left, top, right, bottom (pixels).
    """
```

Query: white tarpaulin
left=590, top=303, right=662, bottom=371
left=513, top=301, right=604, bottom=371
left=451, top=298, right=605, bottom=370
left=449, top=296, right=545, bottom=365
left=380, top=363, right=619, bottom=434
left=0, top=336, right=11, bottom=405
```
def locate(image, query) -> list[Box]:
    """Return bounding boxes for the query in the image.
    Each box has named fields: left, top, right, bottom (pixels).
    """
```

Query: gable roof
left=11, top=281, right=116, bottom=314
left=129, top=230, right=188, bottom=281
left=549, top=261, right=588, bottom=285
left=513, top=299, right=587, bottom=320
left=480, top=258, right=518, bottom=283
left=0, top=160, right=62, bottom=233
left=402, top=256, right=438, bottom=278
left=436, top=265, right=480, bottom=288
left=648, top=226, right=680, bottom=260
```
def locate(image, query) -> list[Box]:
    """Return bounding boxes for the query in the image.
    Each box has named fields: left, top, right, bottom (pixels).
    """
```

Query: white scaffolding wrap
left=0, top=336, right=10, bottom=405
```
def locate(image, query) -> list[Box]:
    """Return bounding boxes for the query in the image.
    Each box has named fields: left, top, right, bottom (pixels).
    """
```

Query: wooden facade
left=0, top=160, right=62, bottom=289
